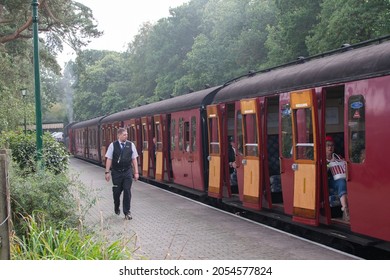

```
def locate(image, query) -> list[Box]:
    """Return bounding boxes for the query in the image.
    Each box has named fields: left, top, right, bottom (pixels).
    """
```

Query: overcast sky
left=59, top=0, right=189, bottom=65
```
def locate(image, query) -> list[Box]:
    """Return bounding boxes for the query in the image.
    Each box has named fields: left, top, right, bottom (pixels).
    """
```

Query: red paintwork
left=170, top=109, right=205, bottom=191
left=68, top=41, right=390, bottom=243
left=345, top=76, right=390, bottom=241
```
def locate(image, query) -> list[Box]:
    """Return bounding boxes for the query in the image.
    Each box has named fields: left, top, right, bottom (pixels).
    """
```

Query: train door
left=141, top=117, right=154, bottom=177
left=207, top=104, right=224, bottom=198
left=128, top=119, right=142, bottom=174
left=235, top=104, right=244, bottom=201
left=179, top=115, right=195, bottom=188
left=100, top=126, right=106, bottom=165
left=189, top=115, right=203, bottom=191
left=154, top=114, right=169, bottom=181
left=102, top=124, right=114, bottom=166
left=240, top=98, right=263, bottom=210
left=169, top=114, right=192, bottom=188
left=264, top=96, right=281, bottom=208
left=87, top=128, right=92, bottom=159
left=290, top=89, right=321, bottom=226
left=320, top=86, right=347, bottom=224
left=83, top=128, right=88, bottom=158
left=279, top=93, right=294, bottom=215
left=344, top=77, right=390, bottom=241
left=226, top=102, right=240, bottom=197
left=170, top=117, right=177, bottom=181
left=88, top=127, right=93, bottom=160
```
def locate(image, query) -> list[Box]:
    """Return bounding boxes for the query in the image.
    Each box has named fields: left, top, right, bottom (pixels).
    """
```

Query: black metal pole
left=32, top=0, right=43, bottom=167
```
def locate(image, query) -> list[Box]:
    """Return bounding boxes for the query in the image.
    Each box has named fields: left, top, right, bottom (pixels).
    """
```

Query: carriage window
left=281, top=104, right=293, bottom=158
left=170, top=119, right=176, bottom=151
left=191, top=117, right=197, bottom=152
left=348, top=95, right=365, bottom=163
left=243, top=114, right=258, bottom=157
left=236, top=111, right=243, bottom=155
left=293, top=108, right=314, bottom=161
left=209, top=117, right=219, bottom=154
left=179, top=118, right=183, bottom=151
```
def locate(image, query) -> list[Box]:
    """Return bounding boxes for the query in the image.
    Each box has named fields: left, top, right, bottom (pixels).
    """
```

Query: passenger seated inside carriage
left=267, top=134, right=283, bottom=203
left=326, top=136, right=350, bottom=222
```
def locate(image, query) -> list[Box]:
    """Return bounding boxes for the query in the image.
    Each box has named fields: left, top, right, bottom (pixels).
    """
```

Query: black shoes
left=115, top=207, right=131, bottom=220
left=124, top=212, right=132, bottom=220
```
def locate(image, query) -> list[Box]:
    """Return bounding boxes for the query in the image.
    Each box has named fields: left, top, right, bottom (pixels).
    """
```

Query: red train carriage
left=99, top=109, right=142, bottom=171
left=162, top=87, right=222, bottom=190
left=69, top=37, right=390, bottom=250
left=122, top=86, right=222, bottom=190
left=99, top=116, right=121, bottom=166
left=94, top=85, right=221, bottom=187
left=127, top=118, right=142, bottom=173
left=63, top=121, right=77, bottom=155
left=209, top=39, right=390, bottom=241
left=72, top=116, right=105, bottom=164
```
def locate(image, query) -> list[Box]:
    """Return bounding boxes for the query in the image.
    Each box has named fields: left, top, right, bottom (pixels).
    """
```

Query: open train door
left=141, top=116, right=154, bottom=177
left=240, top=98, right=263, bottom=210
left=290, top=90, right=321, bottom=226
left=154, top=114, right=169, bottom=181
left=128, top=119, right=142, bottom=175
left=279, top=93, right=294, bottom=215
left=207, top=104, right=224, bottom=198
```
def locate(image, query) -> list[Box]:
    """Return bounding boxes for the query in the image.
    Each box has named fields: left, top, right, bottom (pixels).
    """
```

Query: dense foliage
left=0, top=130, right=131, bottom=259
left=9, top=169, right=79, bottom=236
left=1, top=0, right=389, bottom=123
left=0, top=0, right=101, bottom=131
left=71, top=0, right=390, bottom=120
left=11, top=214, right=134, bottom=260
left=0, top=131, right=69, bottom=174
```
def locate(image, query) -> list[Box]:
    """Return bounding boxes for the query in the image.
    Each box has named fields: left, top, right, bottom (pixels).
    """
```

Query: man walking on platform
left=104, top=128, right=139, bottom=220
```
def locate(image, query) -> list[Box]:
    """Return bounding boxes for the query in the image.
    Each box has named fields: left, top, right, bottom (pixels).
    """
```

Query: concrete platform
left=70, top=157, right=357, bottom=260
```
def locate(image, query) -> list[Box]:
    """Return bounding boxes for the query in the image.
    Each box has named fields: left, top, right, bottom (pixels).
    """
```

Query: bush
left=11, top=213, right=133, bottom=260
left=9, top=167, right=80, bottom=236
left=0, top=130, right=69, bottom=175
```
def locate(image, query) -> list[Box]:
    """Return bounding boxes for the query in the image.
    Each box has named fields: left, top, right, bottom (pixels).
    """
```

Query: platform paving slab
left=70, top=157, right=356, bottom=260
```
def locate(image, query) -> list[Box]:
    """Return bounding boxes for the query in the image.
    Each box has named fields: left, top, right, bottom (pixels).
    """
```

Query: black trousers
left=111, top=169, right=133, bottom=215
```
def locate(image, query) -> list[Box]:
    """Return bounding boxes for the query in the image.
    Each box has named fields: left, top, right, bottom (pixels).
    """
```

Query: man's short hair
left=117, top=128, right=127, bottom=135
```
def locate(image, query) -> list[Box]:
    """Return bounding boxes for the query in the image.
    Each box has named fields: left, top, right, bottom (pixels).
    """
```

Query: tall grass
left=11, top=213, right=133, bottom=260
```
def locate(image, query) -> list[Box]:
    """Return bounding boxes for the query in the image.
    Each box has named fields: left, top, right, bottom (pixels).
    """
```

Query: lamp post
left=32, top=0, right=43, bottom=168
left=21, top=89, right=27, bottom=134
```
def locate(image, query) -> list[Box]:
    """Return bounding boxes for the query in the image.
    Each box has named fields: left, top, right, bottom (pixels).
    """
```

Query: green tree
left=69, top=0, right=390, bottom=121
left=73, top=51, right=127, bottom=120
left=306, top=0, right=390, bottom=54
left=179, top=0, right=276, bottom=89
left=122, top=0, right=208, bottom=102
left=0, top=0, right=101, bottom=131
left=0, top=0, right=102, bottom=57
left=265, top=0, right=322, bottom=66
